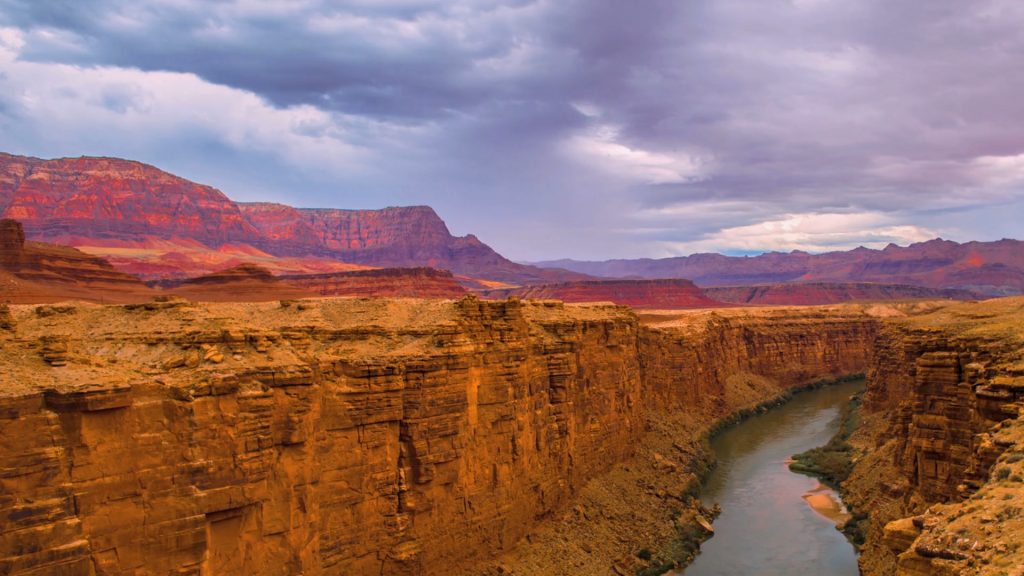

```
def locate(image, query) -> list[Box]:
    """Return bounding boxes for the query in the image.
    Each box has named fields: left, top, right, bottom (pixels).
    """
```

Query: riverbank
left=682, top=377, right=862, bottom=576
left=456, top=304, right=877, bottom=575
left=787, top=387, right=870, bottom=545
left=802, top=483, right=852, bottom=526
left=461, top=375, right=868, bottom=576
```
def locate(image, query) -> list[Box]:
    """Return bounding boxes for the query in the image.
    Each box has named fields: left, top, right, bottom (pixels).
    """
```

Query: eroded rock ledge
left=845, top=296, right=1024, bottom=576
left=0, top=297, right=880, bottom=575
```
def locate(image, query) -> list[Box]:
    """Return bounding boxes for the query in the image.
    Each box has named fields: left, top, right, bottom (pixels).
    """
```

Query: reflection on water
left=680, top=379, right=863, bottom=576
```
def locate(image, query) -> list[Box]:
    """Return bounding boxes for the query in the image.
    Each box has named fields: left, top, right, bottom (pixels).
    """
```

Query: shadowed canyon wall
left=0, top=298, right=880, bottom=575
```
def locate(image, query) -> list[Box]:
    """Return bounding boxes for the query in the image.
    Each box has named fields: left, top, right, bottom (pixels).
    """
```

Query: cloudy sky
left=1, top=0, right=1023, bottom=260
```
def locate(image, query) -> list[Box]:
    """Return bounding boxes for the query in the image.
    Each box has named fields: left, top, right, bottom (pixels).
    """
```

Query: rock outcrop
left=156, top=263, right=311, bottom=302
left=844, top=297, right=1024, bottom=575
left=0, top=219, right=152, bottom=303
left=481, top=278, right=727, bottom=309
left=705, top=282, right=978, bottom=306
left=0, top=298, right=880, bottom=575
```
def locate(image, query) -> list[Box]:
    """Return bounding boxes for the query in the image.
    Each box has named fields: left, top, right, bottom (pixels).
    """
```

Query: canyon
left=1, top=295, right=878, bottom=575
left=1, top=282, right=1022, bottom=574
left=3, top=150, right=1024, bottom=576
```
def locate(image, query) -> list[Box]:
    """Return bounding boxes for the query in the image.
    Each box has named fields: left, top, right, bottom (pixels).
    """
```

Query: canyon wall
left=845, top=297, right=1024, bottom=576
left=0, top=298, right=880, bottom=576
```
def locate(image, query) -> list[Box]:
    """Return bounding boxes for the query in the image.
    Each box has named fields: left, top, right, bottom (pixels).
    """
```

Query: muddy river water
left=680, top=379, right=863, bottom=576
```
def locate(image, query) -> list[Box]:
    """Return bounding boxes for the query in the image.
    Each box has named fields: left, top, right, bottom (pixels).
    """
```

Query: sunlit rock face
left=0, top=298, right=879, bottom=575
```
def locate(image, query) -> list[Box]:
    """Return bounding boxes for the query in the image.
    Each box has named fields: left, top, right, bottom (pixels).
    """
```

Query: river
left=680, top=379, right=863, bottom=576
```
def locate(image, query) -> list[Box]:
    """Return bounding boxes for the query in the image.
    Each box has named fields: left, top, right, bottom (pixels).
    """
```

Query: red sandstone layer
left=0, top=153, right=586, bottom=284
left=482, top=278, right=727, bottom=309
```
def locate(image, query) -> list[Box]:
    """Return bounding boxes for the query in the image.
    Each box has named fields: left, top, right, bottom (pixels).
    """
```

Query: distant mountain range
left=2, top=151, right=1022, bottom=297
left=535, top=240, right=1024, bottom=296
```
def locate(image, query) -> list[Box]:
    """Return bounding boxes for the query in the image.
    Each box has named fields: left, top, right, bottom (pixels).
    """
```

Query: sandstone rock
left=0, top=298, right=881, bottom=576
left=0, top=304, right=13, bottom=330
left=0, top=152, right=588, bottom=284
left=280, top=267, right=467, bottom=299
left=884, top=517, right=922, bottom=553
left=847, top=296, right=1024, bottom=576
left=482, top=278, right=725, bottom=309
left=39, top=335, right=68, bottom=366
left=0, top=219, right=151, bottom=304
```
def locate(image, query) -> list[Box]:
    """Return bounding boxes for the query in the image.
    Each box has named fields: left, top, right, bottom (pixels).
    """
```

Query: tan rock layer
left=0, top=298, right=881, bottom=575
left=845, top=297, right=1024, bottom=576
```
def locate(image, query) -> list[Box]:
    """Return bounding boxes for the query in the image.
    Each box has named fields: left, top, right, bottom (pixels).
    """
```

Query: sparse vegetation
left=788, top=392, right=863, bottom=487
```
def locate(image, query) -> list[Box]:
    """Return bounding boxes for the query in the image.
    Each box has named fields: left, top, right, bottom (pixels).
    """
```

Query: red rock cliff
left=0, top=153, right=585, bottom=284
left=239, top=202, right=585, bottom=284
left=0, top=153, right=260, bottom=246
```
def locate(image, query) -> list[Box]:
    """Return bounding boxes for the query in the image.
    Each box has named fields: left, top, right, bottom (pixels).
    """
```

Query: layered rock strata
left=0, top=153, right=586, bottom=283
left=0, top=219, right=152, bottom=303
left=0, top=299, right=880, bottom=575
left=279, top=267, right=468, bottom=299
left=481, top=278, right=725, bottom=309
left=844, top=297, right=1024, bottom=575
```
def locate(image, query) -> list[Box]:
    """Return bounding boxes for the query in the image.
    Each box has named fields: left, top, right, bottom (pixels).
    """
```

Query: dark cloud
left=0, top=0, right=1023, bottom=259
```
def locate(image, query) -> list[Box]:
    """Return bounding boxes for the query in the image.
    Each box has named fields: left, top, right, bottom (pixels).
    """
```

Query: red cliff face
left=0, top=153, right=584, bottom=285
left=280, top=267, right=468, bottom=299
left=0, top=153, right=261, bottom=246
left=484, top=279, right=726, bottom=309
left=239, top=203, right=582, bottom=284
left=156, top=265, right=469, bottom=301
